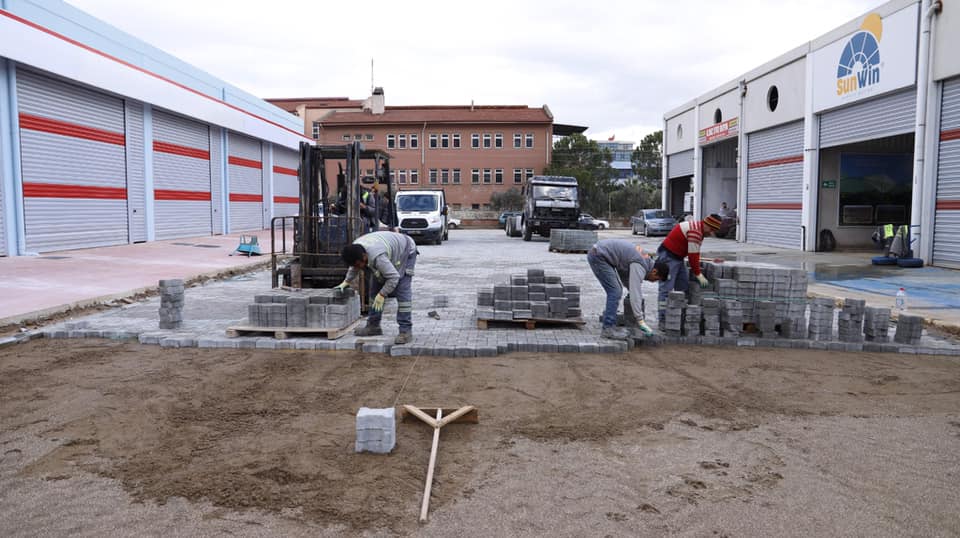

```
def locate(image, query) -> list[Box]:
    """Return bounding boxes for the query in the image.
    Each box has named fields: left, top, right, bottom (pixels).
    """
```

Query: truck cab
left=395, top=189, right=448, bottom=245
left=521, top=175, right=580, bottom=241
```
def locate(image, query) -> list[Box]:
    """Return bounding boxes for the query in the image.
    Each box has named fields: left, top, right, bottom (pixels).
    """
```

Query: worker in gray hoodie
left=587, top=239, right=669, bottom=340
left=337, top=231, right=418, bottom=344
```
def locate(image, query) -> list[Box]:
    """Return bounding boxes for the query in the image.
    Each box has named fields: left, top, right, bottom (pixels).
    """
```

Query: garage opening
left=666, top=149, right=694, bottom=220
left=700, top=138, right=738, bottom=239
left=817, top=133, right=913, bottom=250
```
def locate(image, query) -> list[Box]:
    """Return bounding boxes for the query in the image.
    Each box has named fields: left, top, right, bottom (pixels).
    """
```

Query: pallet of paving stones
left=475, top=268, right=584, bottom=329
left=548, top=229, right=597, bottom=254
left=229, top=287, right=362, bottom=340
left=476, top=316, right=587, bottom=330
left=225, top=317, right=363, bottom=340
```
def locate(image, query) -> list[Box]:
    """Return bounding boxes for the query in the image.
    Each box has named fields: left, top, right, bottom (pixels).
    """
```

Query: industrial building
left=0, top=1, right=308, bottom=256
left=662, top=0, right=959, bottom=268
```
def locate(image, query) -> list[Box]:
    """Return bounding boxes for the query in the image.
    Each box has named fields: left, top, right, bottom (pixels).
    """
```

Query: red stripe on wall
left=273, top=165, right=298, bottom=176
left=23, top=182, right=126, bottom=199
left=229, top=193, right=263, bottom=202
left=274, top=196, right=299, bottom=204
left=747, top=155, right=804, bottom=169
left=153, top=140, right=210, bottom=160
left=936, top=200, right=960, bottom=210
left=19, top=113, right=125, bottom=146
left=229, top=156, right=263, bottom=169
left=154, top=189, right=211, bottom=201
left=942, top=129, right=960, bottom=142
left=747, top=203, right=802, bottom=210
left=0, top=10, right=311, bottom=143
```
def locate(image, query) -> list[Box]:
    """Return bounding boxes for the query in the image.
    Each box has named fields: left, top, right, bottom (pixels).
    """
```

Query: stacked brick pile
left=355, top=407, right=395, bottom=454
left=683, top=304, right=702, bottom=336
left=662, top=291, right=686, bottom=336
left=246, top=288, right=360, bottom=329
left=807, top=297, right=835, bottom=341
left=700, top=263, right=808, bottom=329
left=838, top=299, right=866, bottom=342
left=864, top=307, right=891, bottom=341
left=720, top=300, right=743, bottom=337
left=702, top=298, right=721, bottom=337
left=755, top=301, right=777, bottom=338
left=477, top=268, right=583, bottom=321
left=549, top=229, right=597, bottom=252
left=894, top=313, right=924, bottom=345
left=158, top=279, right=184, bottom=330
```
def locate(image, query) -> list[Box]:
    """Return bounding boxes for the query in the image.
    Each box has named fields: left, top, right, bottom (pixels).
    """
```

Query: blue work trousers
left=587, top=250, right=623, bottom=329
left=366, top=251, right=417, bottom=333
left=657, top=246, right=689, bottom=319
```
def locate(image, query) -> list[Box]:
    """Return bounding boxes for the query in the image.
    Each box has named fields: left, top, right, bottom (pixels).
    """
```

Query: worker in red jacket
left=656, top=214, right=722, bottom=320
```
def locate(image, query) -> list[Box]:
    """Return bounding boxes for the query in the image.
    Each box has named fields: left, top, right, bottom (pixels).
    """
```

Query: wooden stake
left=419, top=408, right=442, bottom=523
left=402, top=404, right=439, bottom=428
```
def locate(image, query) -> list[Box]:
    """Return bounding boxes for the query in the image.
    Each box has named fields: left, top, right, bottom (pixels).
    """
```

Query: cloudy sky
left=68, top=0, right=877, bottom=145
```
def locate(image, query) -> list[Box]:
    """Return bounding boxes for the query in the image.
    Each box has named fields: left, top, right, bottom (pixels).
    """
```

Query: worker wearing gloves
left=587, top=239, right=669, bottom=341
left=337, top=231, right=418, bottom=344
left=656, top=214, right=722, bottom=321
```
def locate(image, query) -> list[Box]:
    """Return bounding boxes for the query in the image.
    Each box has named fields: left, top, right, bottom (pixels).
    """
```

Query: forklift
left=270, top=141, right=395, bottom=304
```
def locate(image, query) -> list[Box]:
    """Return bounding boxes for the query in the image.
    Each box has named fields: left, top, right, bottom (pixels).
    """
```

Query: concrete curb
left=0, top=259, right=270, bottom=329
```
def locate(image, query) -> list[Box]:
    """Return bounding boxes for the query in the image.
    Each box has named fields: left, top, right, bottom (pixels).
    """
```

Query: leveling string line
left=392, top=350, right=423, bottom=408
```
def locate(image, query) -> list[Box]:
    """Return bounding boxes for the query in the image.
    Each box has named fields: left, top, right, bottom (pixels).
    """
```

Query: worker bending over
left=656, top=214, right=722, bottom=320
left=587, top=239, right=669, bottom=341
left=337, top=231, right=418, bottom=344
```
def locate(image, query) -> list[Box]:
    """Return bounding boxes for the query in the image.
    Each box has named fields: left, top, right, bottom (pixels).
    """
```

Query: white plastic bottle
left=895, top=287, right=907, bottom=311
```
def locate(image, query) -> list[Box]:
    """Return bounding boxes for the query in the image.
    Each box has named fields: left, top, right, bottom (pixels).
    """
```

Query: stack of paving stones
left=720, top=300, right=743, bottom=337
left=838, top=298, right=866, bottom=343
left=549, top=229, right=597, bottom=252
left=700, top=262, right=809, bottom=338
left=755, top=301, right=777, bottom=338
left=246, top=288, right=360, bottom=329
left=477, top=268, right=582, bottom=321
left=808, top=297, right=836, bottom=341
left=683, top=305, right=702, bottom=337
left=355, top=407, right=395, bottom=454
left=662, top=291, right=686, bottom=337
left=863, top=306, right=891, bottom=341
left=702, top=298, right=721, bottom=338
left=158, top=279, right=185, bottom=330
left=894, top=313, right=924, bottom=345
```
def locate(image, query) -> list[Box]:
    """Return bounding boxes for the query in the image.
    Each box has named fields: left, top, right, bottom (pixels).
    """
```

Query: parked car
left=498, top=211, right=521, bottom=229
left=631, top=209, right=677, bottom=236
left=448, top=217, right=461, bottom=229
left=578, top=213, right=609, bottom=230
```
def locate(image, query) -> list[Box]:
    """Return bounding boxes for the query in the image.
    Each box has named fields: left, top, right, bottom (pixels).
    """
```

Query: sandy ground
left=1, top=340, right=960, bottom=537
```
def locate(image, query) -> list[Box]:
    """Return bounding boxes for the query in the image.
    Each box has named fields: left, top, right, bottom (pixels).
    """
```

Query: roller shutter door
left=667, top=149, right=694, bottom=178
left=125, top=101, right=146, bottom=242
left=228, top=132, right=264, bottom=232
left=819, top=89, right=916, bottom=148
left=17, top=68, right=128, bottom=253
left=746, top=121, right=804, bottom=248
left=153, top=110, right=212, bottom=239
left=272, top=147, right=299, bottom=218
left=0, top=123, right=5, bottom=255
left=933, top=78, right=960, bottom=268
left=210, top=127, right=224, bottom=235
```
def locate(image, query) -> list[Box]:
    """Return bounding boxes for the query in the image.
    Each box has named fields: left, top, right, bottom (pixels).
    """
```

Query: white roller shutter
left=210, top=127, right=224, bottom=235
left=125, top=101, right=146, bottom=242
left=933, top=77, right=960, bottom=268
left=17, top=68, right=128, bottom=253
left=667, top=149, right=694, bottom=178
left=272, top=147, right=299, bottom=218
left=0, top=115, right=5, bottom=255
left=819, top=89, right=916, bottom=148
left=152, top=109, right=212, bottom=239
left=228, top=132, right=263, bottom=232
left=746, top=121, right=804, bottom=248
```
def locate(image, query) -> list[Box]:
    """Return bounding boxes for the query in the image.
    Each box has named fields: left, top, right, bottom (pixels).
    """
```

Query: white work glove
left=637, top=320, right=654, bottom=336
left=334, top=281, right=349, bottom=291
left=371, top=293, right=386, bottom=313
left=695, top=274, right=710, bottom=288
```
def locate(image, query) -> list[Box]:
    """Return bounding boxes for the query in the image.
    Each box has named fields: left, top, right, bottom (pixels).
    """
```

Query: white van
left=395, top=189, right=448, bottom=245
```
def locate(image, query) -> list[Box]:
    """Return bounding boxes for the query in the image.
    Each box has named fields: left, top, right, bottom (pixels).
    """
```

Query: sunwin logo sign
left=836, top=13, right=883, bottom=97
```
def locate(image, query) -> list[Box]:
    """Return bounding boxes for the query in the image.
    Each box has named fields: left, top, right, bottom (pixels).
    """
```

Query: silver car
left=631, top=209, right=677, bottom=237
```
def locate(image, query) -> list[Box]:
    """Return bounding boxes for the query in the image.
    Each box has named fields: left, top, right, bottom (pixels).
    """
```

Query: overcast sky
left=68, top=0, right=877, bottom=145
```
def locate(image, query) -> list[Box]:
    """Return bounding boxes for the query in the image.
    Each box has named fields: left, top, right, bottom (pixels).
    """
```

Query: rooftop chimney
left=362, top=87, right=385, bottom=115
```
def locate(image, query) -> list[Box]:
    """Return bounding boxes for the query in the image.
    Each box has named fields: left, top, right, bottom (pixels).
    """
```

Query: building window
left=525, top=168, right=535, bottom=179
left=483, top=203, right=492, bottom=211
left=513, top=133, right=522, bottom=148
left=495, top=168, right=503, bottom=184
left=398, top=170, right=407, bottom=184
left=453, top=134, right=461, bottom=148
left=387, top=134, right=396, bottom=148
left=354, top=134, right=362, bottom=140
left=483, top=134, right=492, bottom=149
left=429, top=134, right=438, bottom=148
left=767, top=85, right=779, bottom=112
left=714, top=108, right=722, bottom=124
left=365, top=133, right=374, bottom=140
left=472, top=169, right=480, bottom=184
left=525, top=133, right=534, bottom=148
left=441, top=134, right=450, bottom=148
left=472, top=133, right=480, bottom=148
left=429, top=169, right=438, bottom=184
left=495, top=133, right=503, bottom=148
left=390, top=170, right=397, bottom=181
left=441, top=169, right=449, bottom=184
left=513, top=169, right=522, bottom=184
left=483, top=168, right=492, bottom=184
left=472, top=203, right=481, bottom=210
left=452, top=203, right=462, bottom=210
left=342, top=134, right=351, bottom=141
left=677, top=125, right=683, bottom=140
left=398, top=134, right=407, bottom=149
left=410, top=134, right=419, bottom=148
left=453, top=168, right=461, bottom=184
left=410, top=170, right=419, bottom=184
left=312, top=122, right=321, bottom=139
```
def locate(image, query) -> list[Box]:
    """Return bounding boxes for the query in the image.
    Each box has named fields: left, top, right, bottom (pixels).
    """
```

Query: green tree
left=631, top=130, right=663, bottom=183
left=546, top=134, right=615, bottom=216
left=490, top=187, right=523, bottom=211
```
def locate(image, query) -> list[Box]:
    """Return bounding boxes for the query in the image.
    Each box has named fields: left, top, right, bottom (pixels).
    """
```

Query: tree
left=546, top=134, right=615, bottom=217
left=631, top=130, right=663, bottom=183
left=490, top=187, right=523, bottom=211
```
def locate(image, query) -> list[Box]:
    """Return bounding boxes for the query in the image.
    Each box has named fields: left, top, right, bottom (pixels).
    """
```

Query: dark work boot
left=394, top=332, right=412, bottom=345
left=354, top=324, right=383, bottom=337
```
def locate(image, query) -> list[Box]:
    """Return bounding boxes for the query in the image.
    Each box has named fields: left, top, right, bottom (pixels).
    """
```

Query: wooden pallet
left=226, top=317, right=362, bottom=340
left=476, top=316, right=586, bottom=330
